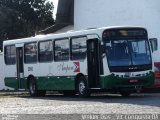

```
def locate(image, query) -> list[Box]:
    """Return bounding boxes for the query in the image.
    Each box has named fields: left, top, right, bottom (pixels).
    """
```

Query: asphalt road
left=0, top=93, right=160, bottom=120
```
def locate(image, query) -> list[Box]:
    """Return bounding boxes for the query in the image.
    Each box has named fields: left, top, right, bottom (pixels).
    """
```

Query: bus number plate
left=129, top=79, right=138, bottom=83
left=28, top=67, right=33, bottom=71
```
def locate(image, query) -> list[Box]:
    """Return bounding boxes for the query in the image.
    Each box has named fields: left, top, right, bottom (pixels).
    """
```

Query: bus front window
left=106, top=40, right=131, bottom=66
left=105, top=39, right=152, bottom=72
left=129, top=40, right=151, bottom=65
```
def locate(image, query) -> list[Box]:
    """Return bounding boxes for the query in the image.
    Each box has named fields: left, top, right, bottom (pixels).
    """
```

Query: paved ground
left=0, top=93, right=160, bottom=115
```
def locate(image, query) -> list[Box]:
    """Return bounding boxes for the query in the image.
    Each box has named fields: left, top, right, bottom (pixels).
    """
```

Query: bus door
left=87, top=38, right=100, bottom=88
left=16, top=44, right=24, bottom=89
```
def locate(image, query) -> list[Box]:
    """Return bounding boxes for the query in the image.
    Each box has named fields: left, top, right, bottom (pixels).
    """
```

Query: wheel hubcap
left=79, top=81, right=85, bottom=95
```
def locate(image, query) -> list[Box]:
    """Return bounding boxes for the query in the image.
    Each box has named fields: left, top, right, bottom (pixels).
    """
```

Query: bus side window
left=71, top=37, right=87, bottom=60
left=54, top=39, right=69, bottom=61
left=4, top=45, right=16, bottom=65
left=24, top=42, right=37, bottom=63
left=38, top=40, right=53, bottom=62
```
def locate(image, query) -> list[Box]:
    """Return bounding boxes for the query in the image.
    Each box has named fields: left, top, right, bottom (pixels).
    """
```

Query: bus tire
left=28, top=76, right=46, bottom=97
left=120, top=91, right=131, bottom=97
left=77, top=76, right=90, bottom=97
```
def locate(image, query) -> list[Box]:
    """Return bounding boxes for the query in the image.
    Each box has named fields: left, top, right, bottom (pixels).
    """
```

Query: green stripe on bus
left=5, top=76, right=75, bottom=90
left=5, top=72, right=154, bottom=91
left=5, top=77, right=18, bottom=89
left=4, top=77, right=27, bottom=89
left=36, top=76, right=75, bottom=90
left=100, top=72, right=154, bottom=89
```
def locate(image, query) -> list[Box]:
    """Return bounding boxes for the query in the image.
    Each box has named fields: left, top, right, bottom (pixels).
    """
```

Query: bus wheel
left=120, top=91, right=131, bottom=97
left=77, top=76, right=90, bottom=97
left=28, top=76, right=37, bottom=97
left=28, top=76, right=46, bottom=97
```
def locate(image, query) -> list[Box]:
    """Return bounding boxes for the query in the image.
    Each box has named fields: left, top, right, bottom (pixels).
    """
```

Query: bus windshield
left=105, top=39, right=152, bottom=72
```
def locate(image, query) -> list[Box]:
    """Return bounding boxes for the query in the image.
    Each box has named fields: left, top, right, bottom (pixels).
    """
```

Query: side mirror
left=149, top=38, right=158, bottom=52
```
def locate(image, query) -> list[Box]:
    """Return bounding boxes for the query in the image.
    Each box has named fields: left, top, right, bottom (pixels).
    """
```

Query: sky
left=48, top=0, right=59, bottom=19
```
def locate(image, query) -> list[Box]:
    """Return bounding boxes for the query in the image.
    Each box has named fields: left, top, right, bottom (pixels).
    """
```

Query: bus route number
left=28, top=67, right=33, bottom=71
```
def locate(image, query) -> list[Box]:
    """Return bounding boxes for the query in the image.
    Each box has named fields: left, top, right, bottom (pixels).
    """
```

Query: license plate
left=129, top=79, right=138, bottom=83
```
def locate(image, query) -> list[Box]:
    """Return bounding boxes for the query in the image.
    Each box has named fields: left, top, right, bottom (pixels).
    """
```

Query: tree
left=0, top=0, right=55, bottom=50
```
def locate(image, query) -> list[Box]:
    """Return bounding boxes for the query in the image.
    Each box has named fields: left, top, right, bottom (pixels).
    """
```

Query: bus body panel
left=4, top=64, right=17, bottom=89
left=23, top=60, right=87, bottom=90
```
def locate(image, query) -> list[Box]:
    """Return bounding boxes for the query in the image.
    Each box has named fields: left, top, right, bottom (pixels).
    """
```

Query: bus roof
left=3, top=26, right=146, bottom=46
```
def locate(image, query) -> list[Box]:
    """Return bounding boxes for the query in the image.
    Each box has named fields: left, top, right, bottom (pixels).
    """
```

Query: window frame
left=70, top=36, right=87, bottom=61
left=24, top=42, right=38, bottom=64
left=38, top=40, right=53, bottom=63
left=54, top=38, right=70, bottom=62
left=4, top=45, right=16, bottom=65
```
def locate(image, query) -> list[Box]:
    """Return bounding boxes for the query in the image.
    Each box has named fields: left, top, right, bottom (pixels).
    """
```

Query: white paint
left=15, top=43, right=24, bottom=47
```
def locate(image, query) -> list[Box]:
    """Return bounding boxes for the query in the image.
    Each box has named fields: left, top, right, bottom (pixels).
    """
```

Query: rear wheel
left=28, top=76, right=46, bottom=97
left=77, top=76, right=90, bottom=97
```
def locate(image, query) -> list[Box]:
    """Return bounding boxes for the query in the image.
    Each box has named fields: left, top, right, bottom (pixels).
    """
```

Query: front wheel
left=77, top=76, right=90, bottom=98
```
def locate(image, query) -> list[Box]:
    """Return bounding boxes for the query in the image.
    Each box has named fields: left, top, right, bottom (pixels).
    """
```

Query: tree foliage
left=0, top=0, right=55, bottom=50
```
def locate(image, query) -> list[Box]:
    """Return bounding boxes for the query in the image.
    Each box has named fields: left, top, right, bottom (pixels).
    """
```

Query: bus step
left=90, top=88, right=101, bottom=90
left=18, top=89, right=26, bottom=91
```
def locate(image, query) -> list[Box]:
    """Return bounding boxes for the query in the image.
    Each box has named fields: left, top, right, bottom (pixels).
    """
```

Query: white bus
left=3, top=26, right=154, bottom=97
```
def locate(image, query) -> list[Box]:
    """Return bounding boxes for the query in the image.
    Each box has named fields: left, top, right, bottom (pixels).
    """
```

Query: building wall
left=74, top=0, right=160, bottom=41
left=54, top=25, right=74, bottom=34
left=0, top=53, right=5, bottom=90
